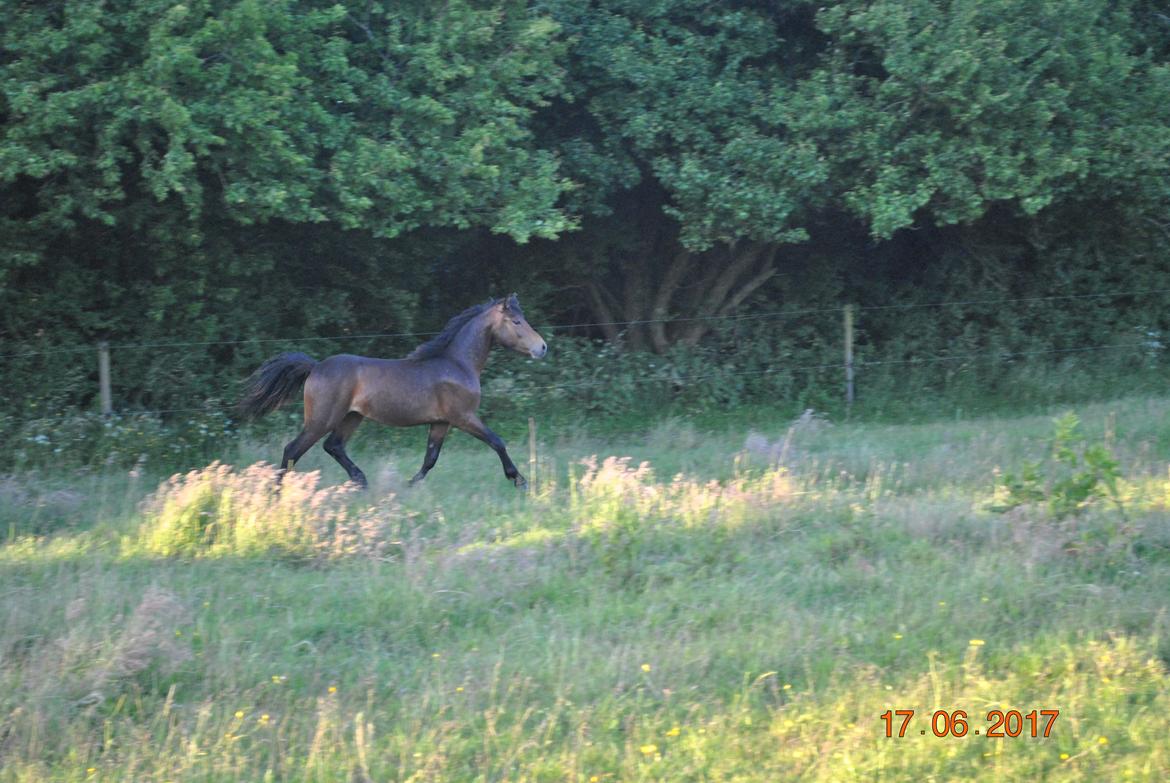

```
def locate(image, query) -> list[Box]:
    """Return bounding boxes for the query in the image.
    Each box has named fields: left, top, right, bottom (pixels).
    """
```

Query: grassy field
left=3, top=397, right=1170, bottom=781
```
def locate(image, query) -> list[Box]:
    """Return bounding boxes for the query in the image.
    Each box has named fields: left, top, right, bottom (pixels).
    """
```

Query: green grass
left=3, top=397, right=1170, bottom=780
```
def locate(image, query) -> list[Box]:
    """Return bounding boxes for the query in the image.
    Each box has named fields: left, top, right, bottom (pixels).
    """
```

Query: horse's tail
left=238, top=352, right=317, bottom=420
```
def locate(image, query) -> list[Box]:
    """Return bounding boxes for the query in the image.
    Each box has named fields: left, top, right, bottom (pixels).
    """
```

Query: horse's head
left=490, top=294, right=547, bottom=359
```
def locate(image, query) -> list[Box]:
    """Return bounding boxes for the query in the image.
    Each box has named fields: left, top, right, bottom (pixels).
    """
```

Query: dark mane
left=405, top=299, right=497, bottom=361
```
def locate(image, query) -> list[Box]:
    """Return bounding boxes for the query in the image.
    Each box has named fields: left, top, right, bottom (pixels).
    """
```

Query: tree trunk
left=622, top=255, right=650, bottom=352
left=580, top=238, right=779, bottom=353
left=649, top=250, right=694, bottom=354
left=679, top=243, right=778, bottom=346
left=585, top=281, right=621, bottom=344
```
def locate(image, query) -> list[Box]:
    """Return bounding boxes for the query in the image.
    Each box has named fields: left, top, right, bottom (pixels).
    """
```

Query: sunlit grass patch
left=0, top=529, right=111, bottom=566
left=568, top=454, right=801, bottom=532
left=133, top=462, right=409, bottom=561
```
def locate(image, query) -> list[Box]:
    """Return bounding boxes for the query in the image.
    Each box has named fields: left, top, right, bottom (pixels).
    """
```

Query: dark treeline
left=3, top=0, right=1170, bottom=453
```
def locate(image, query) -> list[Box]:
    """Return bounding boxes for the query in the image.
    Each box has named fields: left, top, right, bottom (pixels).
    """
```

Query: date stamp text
left=880, top=709, right=1060, bottom=738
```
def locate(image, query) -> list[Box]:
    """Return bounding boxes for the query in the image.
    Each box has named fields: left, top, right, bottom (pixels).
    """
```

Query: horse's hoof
left=514, top=476, right=528, bottom=491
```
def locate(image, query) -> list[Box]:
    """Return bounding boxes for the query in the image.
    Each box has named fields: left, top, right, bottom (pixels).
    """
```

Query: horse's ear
left=506, top=292, right=519, bottom=308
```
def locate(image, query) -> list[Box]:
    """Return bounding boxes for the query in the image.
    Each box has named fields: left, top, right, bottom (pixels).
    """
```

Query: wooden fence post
left=528, top=416, right=538, bottom=491
left=98, top=340, right=113, bottom=415
left=844, top=305, right=855, bottom=413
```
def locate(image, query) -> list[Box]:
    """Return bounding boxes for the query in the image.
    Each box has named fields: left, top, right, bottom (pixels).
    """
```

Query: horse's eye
left=512, top=319, right=521, bottom=325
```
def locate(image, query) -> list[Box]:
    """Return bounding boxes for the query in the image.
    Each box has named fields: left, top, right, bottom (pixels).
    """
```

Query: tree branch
left=718, top=254, right=777, bottom=316
left=680, top=243, right=774, bottom=345
left=585, top=281, right=621, bottom=344
left=649, top=250, right=693, bottom=354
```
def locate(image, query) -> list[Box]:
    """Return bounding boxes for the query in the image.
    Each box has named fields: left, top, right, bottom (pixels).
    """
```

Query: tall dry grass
left=135, top=462, right=409, bottom=561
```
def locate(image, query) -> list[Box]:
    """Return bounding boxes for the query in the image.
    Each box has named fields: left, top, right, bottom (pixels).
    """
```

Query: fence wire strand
left=25, top=339, right=1150, bottom=420
left=4, top=286, right=1168, bottom=360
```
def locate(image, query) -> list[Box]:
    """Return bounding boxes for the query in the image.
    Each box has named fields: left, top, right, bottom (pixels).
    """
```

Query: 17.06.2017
left=880, top=709, right=1060, bottom=738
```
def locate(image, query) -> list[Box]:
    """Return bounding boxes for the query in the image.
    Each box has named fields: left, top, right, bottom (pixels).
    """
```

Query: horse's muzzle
left=530, top=342, right=548, bottom=359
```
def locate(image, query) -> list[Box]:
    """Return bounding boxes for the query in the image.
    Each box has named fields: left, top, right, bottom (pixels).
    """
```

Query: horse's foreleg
left=323, top=412, right=367, bottom=488
left=409, top=422, right=451, bottom=486
left=455, top=415, right=526, bottom=490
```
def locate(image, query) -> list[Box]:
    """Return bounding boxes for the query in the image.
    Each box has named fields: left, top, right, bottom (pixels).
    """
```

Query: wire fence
left=14, top=341, right=1156, bottom=420
left=3, top=286, right=1168, bottom=361
left=2, top=286, right=1166, bottom=420
left=525, top=340, right=1152, bottom=393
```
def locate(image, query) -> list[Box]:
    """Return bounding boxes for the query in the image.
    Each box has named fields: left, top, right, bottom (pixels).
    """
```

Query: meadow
left=3, top=397, right=1170, bottom=781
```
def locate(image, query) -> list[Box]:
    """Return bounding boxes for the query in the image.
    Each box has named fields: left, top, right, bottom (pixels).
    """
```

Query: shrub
left=991, top=412, right=1126, bottom=519
left=6, top=408, right=237, bottom=471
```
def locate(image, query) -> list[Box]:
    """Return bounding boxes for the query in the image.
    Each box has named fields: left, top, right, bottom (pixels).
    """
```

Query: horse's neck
left=446, top=313, right=494, bottom=374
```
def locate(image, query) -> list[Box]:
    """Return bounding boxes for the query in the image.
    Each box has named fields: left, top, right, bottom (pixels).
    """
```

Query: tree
left=537, top=0, right=827, bottom=350
left=0, top=0, right=575, bottom=410
left=533, top=0, right=1170, bottom=350
left=786, top=0, right=1170, bottom=237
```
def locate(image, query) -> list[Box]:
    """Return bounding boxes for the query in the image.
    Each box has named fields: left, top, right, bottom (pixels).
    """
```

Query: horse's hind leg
left=323, top=411, right=367, bottom=488
left=454, top=414, right=526, bottom=490
left=278, top=424, right=329, bottom=484
left=409, top=422, right=451, bottom=486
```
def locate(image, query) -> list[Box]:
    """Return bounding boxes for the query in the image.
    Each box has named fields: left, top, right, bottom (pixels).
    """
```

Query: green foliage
left=992, top=412, right=1126, bottom=518
left=482, top=320, right=840, bottom=424
left=545, top=0, right=1170, bottom=245
left=8, top=407, right=236, bottom=471
left=0, top=0, right=572, bottom=252
left=545, top=0, right=825, bottom=249
left=789, top=0, right=1170, bottom=237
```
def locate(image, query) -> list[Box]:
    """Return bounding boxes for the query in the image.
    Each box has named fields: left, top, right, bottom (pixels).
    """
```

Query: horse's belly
left=353, top=391, right=436, bottom=427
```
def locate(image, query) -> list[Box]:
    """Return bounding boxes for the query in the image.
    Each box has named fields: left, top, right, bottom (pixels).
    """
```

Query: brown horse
left=239, top=294, right=547, bottom=489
